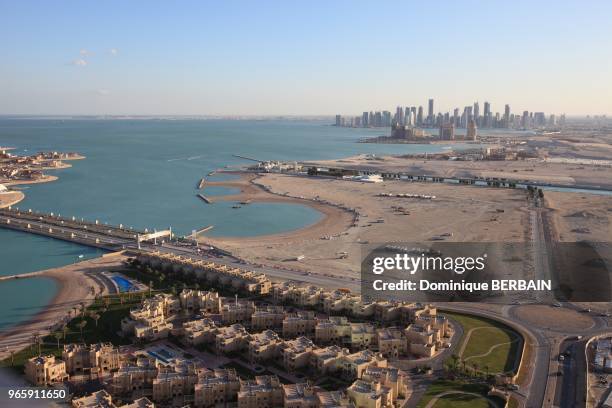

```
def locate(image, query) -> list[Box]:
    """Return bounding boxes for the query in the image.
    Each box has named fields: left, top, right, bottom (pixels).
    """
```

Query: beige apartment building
left=237, top=375, right=284, bottom=408
left=283, top=383, right=318, bottom=408
left=215, top=324, right=251, bottom=354
left=181, top=318, right=218, bottom=346
left=315, top=316, right=351, bottom=345
left=109, top=358, right=158, bottom=399
left=62, top=343, right=120, bottom=375
left=310, top=345, right=347, bottom=374
left=220, top=299, right=256, bottom=324
left=281, top=337, right=316, bottom=371
left=347, top=379, right=394, bottom=408
left=25, top=355, right=68, bottom=386
left=151, top=363, right=199, bottom=403
left=251, top=306, right=285, bottom=331
left=339, top=351, right=387, bottom=380
left=179, top=290, right=221, bottom=314
left=248, top=330, right=284, bottom=363
left=282, top=311, right=316, bottom=338
left=376, top=328, right=408, bottom=359
left=361, top=366, right=408, bottom=400
left=193, top=368, right=240, bottom=408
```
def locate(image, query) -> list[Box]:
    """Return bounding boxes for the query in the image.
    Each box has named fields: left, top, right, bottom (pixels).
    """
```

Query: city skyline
left=1, top=1, right=612, bottom=116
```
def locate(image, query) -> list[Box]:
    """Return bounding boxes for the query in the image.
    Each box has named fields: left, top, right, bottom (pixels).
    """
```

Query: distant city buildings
left=333, top=98, right=565, bottom=133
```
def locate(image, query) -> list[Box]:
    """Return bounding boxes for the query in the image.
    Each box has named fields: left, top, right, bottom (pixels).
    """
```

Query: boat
left=232, top=205, right=241, bottom=209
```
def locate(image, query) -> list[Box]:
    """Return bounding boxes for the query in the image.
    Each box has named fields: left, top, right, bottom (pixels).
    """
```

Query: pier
left=232, top=154, right=262, bottom=162
left=197, top=193, right=212, bottom=203
left=0, top=207, right=170, bottom=250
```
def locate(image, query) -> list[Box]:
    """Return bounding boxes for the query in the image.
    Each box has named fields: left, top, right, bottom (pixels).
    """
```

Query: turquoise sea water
left=0, top=119, right=467, bottom=331
left=0, top=277, right=58, bottom=331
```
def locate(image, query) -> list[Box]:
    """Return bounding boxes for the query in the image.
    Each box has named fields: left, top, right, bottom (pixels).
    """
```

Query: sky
left=0, top=0, right=611, bottom=116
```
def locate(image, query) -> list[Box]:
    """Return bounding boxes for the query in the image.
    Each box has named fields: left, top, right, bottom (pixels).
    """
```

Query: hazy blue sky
left=1, top=1, right=610, bottom=115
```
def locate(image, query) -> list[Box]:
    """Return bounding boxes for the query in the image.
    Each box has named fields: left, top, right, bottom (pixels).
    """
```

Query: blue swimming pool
left=112, top=275, right=135, bottom=292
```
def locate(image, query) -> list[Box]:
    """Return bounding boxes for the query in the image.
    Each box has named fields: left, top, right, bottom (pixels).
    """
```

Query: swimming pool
left=111, top=275, right=135, bottom=292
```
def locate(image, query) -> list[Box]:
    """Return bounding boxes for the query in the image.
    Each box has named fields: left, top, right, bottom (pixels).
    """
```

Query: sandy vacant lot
left=204, top=173, right=529, bottom=278
left=307, top=155, right=612, bottom=189
left=544, top=191, right=612, bottom=242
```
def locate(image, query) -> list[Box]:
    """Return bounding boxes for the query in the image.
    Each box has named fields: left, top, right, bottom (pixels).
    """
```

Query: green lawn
left=444, top=312, right=522, bottom=375
left=416, top=380, right=504, bottom=408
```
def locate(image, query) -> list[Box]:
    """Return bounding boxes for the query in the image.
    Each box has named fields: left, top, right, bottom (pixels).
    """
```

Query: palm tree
left=149, top=280, right=153, bottom=296
left=90, top=313, right=100, bottom=328
left=472, top=362, right=479, bottom=378
left=77, top=320, right=87, bottom=341
left=62, top=325, right=69, bottom=340
left=54, top=332, right=63, bottom=349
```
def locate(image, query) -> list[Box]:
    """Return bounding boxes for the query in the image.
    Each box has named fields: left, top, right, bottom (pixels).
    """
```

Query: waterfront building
left=25, top=355, right=68, bottom=386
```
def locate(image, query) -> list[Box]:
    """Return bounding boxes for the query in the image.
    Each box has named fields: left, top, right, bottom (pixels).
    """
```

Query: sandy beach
left=0, top=191, right=25, bottom=209
left=0, top=252, right=127, bottom=360
left=202, top=172, right=530, bottom=278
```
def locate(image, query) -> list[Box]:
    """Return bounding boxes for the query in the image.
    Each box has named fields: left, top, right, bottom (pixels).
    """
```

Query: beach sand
left=202, top=172, right=529, bottom=278
left=0, top=252, right=127, bottom=360
left=0, top=191, right=25, bottom=209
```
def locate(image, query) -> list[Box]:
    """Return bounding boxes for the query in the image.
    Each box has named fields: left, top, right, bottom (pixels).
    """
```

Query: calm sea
left=0, top=118, right=467, bottom=331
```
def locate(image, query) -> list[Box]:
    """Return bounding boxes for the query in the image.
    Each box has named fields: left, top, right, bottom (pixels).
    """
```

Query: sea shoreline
left=202, top=171, right=356, bottom=243
left=0, top=252, right=125, bottom=361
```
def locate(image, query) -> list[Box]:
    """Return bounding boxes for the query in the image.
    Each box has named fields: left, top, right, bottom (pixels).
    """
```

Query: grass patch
left=444, top=312, right=522, bottom=375
left=416, top=380, right=503, bottom=408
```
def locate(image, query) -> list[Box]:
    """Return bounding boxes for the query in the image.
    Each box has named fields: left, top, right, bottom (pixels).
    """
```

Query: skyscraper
left=427, top=99, right=434, bottom=125
left=483, top=101, right=491, bottom=128
left=417, top=106, right=424, bottom=126
left=362, top=112, right=369, bottom=127
left=467, top=119, right=478, bottom=140
left=396, top=106, right=404, bottom=126
left=473, top=102, right=480, bottom=126
left=504, top=104, right=511, bottom=128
